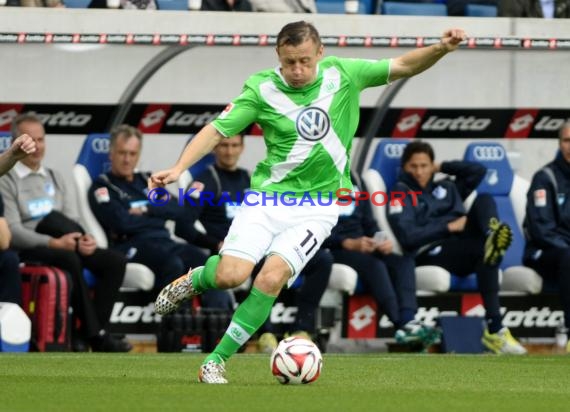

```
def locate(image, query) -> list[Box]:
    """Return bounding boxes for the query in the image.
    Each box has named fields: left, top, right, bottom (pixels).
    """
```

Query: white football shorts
left=220, top=200, right=339, bottom=287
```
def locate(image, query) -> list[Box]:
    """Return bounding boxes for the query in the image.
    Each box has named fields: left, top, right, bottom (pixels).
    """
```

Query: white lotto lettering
left=110, top=302, right=161, bottom=324
left=501, top=307, right=563, bottom=328
left=166, top=111, right=220, bottom=127
left=270, top=303, right=298, bottom=324
left=422, top=115, right=491, bottom=131
left=36, top=111, right=92, bottom=127
left=535, top=116, right=570, bottom=131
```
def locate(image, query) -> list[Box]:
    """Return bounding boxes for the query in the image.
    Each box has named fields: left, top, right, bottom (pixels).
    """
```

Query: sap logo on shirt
left=383, top=143, right=406, bottom=159
left=27, top=198, right=54, bottom=219
left=472, top=145, right=505, bottom=162
left=296, top=107, right=330, bottom=141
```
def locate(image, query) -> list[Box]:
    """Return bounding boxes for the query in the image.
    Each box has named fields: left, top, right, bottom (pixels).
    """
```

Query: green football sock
left=192, top=255, right=220, bottom=293
left=204, top=287, right=277, bottom=365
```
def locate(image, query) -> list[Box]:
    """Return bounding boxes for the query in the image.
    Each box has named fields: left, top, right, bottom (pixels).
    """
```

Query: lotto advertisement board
left=342, top=293, right=564, bottom=339
left=0, top=103, right=568, bottom=138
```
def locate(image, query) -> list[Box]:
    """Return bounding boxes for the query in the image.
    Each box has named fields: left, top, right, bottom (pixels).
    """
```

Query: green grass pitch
left=1, top=353, right=569, bottom=412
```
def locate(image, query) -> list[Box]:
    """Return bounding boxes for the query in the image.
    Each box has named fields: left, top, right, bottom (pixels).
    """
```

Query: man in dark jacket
left=388, top=140, right=526, bottom=355
left=524, top=122, right=570, bottom=353
left=88, top=125, right=208, bottom=290
left=325, top=174, right=439, bottom=348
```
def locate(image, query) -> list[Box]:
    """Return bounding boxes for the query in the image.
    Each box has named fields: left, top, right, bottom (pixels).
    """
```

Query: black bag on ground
left=157, top=307, right=232, bottom=353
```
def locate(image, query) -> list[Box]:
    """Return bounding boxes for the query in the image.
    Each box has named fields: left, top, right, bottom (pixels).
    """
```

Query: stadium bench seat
left=463, top=142, right=542, bottom=294
left=465, top=3, right=498, bottom=16
left=361, top=138, right=465, bottom=293
left=155, top=0, right=188, bottom=10
left=64, top=0, right=92, bottom=7
left=74, top=133, right=155, bottom=291
left=380, top=1, right=448, bottom=15
left=316, top=0, right=372, bottom=14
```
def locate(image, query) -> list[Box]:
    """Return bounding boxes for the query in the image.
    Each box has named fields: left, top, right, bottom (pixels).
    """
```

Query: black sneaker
left=72, top=336, right=89, bottom=352
left=91, top=334, right=133, bottom=353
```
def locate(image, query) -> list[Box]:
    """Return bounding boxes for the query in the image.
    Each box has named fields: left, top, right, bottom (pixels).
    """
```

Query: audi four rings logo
left=473, top=146, right=505, bottom=161
left=296, top=107, right=330, bottom=141
left=91, top=138, right=110, bottom=154
left=383, top=143, right=406, bottom=158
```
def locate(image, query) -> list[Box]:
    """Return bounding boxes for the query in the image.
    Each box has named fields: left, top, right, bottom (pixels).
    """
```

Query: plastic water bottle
left=555, top=321, right=568, bottom=349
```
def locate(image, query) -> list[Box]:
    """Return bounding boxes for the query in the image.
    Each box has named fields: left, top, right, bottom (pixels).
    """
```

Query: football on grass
left=270, top=336, right=322, bottom=384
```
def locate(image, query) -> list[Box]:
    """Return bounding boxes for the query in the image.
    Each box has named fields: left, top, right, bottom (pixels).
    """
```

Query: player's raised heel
left=154, top=266, right=203, bottom=315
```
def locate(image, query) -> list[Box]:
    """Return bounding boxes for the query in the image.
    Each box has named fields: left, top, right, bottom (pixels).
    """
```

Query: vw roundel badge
left=296, top=107, right=330, bottom=141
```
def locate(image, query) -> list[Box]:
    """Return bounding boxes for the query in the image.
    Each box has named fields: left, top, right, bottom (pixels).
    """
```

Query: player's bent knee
left=215, top=265, right=251, bottom=289
left=254, top=271, right=289, bottom=296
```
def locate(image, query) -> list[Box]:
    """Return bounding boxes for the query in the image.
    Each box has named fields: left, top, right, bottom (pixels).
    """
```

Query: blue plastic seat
left=381, top=1, right=448, bottom=15
left=463, top=142, right=542, bottom=294
left=316, top=0, right=369, bottom=14
left=64, top=0, right=92, bottom=8
left=465, top=3, right=498, bottom=16
left=74, top=133, right=156, bottom=291
left=156, top=0, right=188, bottom=10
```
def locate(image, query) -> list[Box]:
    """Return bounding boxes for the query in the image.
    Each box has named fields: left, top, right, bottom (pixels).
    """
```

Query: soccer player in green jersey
left=150, top=21, right=466, bottom=384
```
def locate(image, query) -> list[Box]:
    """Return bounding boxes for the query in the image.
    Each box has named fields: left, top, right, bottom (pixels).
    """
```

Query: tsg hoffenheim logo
left=296, top=107, right=330, bottom=141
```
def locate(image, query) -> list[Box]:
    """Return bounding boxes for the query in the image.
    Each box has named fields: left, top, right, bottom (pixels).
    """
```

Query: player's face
left=277, top=38, right=323, bottom=89
left=17, top=120, right=46, bottom=171
left=403, top=152, right=434, bottom=189
left=559, top=127, right=570, bottom=163
left=215, top=135, right=243, bottom=171
left=109, top=135, right=141, bottom=181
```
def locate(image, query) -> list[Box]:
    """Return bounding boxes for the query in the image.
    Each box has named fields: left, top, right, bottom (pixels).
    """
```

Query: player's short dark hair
left=10, top=112, right=43, bottom=140
left=401, top=140, right=435, bottom=166
left=110, top=124, right=143, bottom=148
left=559, top=121, right=570, bottom=139
left=277, top=21, right=321, bottom=49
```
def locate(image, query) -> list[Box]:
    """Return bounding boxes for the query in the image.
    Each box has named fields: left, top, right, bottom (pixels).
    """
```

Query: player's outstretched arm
left=149, top=124, right=224, bottom=188
left=0, top=134, right=36, bottom=177
left=389, top=28, right=466, bottom=82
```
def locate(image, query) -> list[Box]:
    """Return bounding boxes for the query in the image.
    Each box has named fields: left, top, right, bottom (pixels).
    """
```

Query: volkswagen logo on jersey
left=296, top=107, right=330, bottom=141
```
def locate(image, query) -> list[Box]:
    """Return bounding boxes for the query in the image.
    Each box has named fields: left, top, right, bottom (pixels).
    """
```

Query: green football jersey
left=211, top=55, right=391, bottom=197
